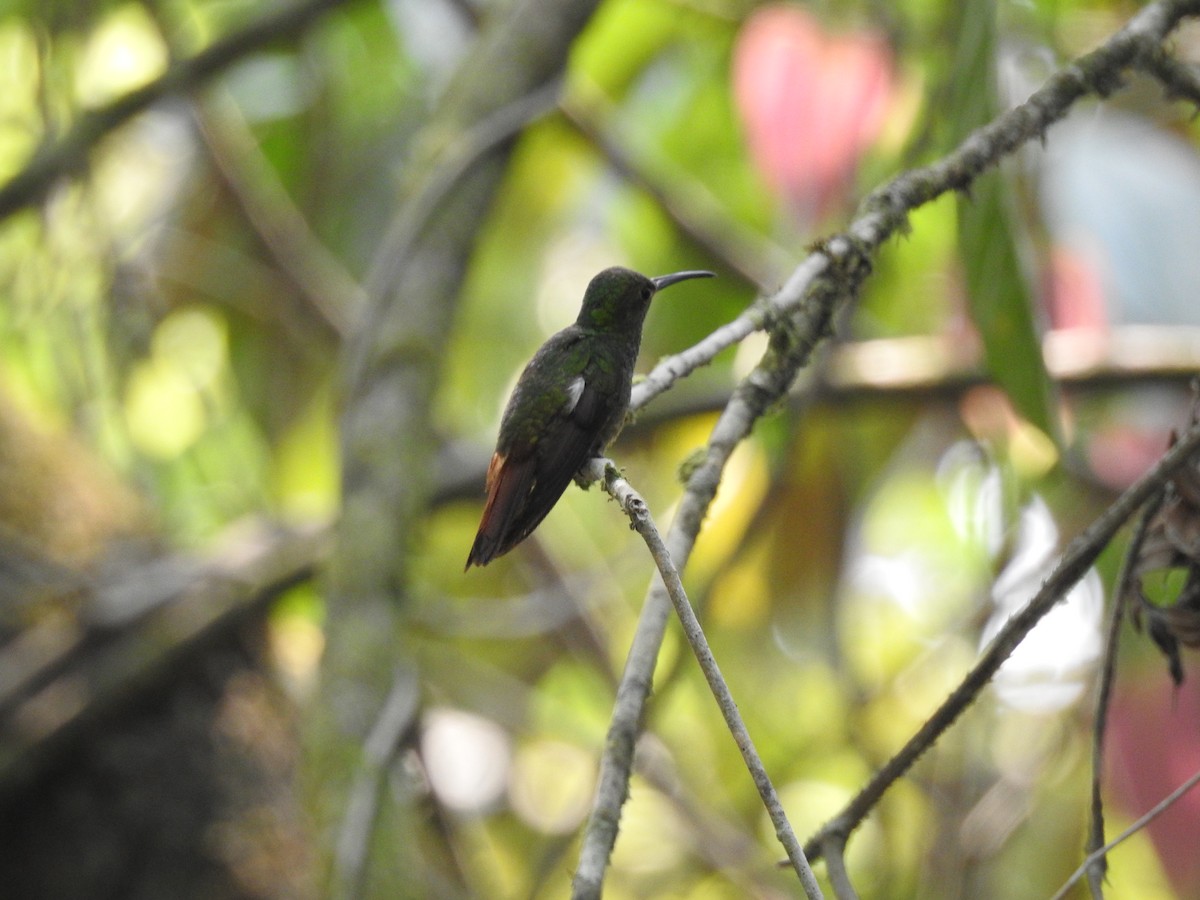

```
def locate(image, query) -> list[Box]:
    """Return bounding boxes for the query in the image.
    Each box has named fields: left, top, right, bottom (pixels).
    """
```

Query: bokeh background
left=1, top=0, right=1200, bottom=897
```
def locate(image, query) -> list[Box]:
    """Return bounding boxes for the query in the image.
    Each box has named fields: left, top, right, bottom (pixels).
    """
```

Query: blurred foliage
left=2, top=0, right=1200, bottom=897
left=949, top=0, right=1060, bottom=441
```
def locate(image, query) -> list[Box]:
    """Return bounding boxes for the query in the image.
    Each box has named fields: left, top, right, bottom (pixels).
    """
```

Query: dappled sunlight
left=983, top=505, right=1104, bottom=714
left=842, top=463, right=987, bottom=678
left=609, top=780, right=693, bottom=879
left=123, top=304, right=249, bottom=483
left=421, top=708, right=512, bottom=813
left=685, top=439, right=769, bottom=584
left=508, top=738, right=596, bottom=834
left=844, top=438, right=1103, bottom=716
left=76, top=6, right=167, bottom=107
left=0, top=23, right=41, bottom=179
left=124, top=354, right=207, bottom=458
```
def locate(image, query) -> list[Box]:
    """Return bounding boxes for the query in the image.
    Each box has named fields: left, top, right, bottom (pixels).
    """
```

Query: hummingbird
left=465, top=266, right=714, bottom=569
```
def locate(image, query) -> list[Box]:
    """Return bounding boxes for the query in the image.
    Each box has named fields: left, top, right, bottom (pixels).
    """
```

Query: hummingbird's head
left=576, top=266, right=714, bottom=333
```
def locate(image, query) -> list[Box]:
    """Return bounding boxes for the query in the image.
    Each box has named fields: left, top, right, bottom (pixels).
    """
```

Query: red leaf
left=732, top=6, right=895, bottom=223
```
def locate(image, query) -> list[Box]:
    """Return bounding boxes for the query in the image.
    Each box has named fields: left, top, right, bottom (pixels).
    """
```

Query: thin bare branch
left=575, top=458, right=823, bottom=900
left=1052, top=762, right=1200, bottom=900
left=1086, top=494, right=1165, bottom=898
left=1138, top=45, right=1200, bottom=106
left=821, top=835, right=859, bottom=900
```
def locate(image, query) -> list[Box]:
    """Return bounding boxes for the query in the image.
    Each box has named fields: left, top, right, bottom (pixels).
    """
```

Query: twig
left=803, top=420, right=1200, bottom=862
left=1050, top=763, right=1200, bottom=900
left=575, top=458, right=823, bottom=900
left=1085, top=494, right=1164, bottom=898
left=0, top=0, right=355, bottom=223
left=1138, top=45, right=1200, bottom=107
left=820, top=834, right=859, bottom=900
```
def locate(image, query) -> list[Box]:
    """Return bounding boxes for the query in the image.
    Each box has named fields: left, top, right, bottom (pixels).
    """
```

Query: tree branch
left=575, top=459, right=823, bottom=900
left=1138, top=44, right=1200, bottom=106
left=821, top=834, right=859, bottom=900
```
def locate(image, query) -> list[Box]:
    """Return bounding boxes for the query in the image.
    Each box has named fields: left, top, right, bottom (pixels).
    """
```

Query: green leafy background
left=1, top=0, right=1197, bottom=896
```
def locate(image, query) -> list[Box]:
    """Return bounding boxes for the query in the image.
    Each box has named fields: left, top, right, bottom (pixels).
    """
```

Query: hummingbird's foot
left=576, top=457, right=618, bottom=489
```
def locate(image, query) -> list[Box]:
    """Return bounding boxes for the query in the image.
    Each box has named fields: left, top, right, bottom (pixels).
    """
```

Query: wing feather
left=466, top=332, right=623, bottom=568
left=465, top=451, right=537, bottom=569
left=500, top=378, right=606, bottom=548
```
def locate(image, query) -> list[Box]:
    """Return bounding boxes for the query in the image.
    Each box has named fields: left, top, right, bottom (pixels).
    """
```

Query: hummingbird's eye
left=640, top=286, right=653, bottom=301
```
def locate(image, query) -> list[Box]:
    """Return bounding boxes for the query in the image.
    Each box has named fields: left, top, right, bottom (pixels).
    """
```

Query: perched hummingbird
left=465, top=266, right=714, bottom=569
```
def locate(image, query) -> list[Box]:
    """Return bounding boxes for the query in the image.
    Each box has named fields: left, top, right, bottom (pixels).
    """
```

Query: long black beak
left=651, top=270, right=715, bottom=292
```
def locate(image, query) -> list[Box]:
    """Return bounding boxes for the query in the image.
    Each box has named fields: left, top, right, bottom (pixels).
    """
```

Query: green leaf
left=948, top=0, right=1059, bottom=442
left=957, top=173, right=1058, bottom=440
